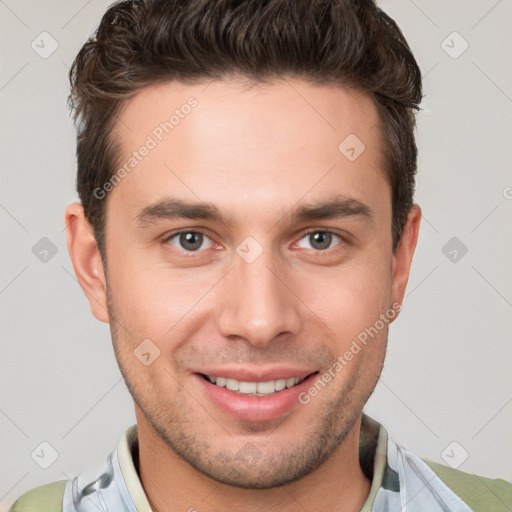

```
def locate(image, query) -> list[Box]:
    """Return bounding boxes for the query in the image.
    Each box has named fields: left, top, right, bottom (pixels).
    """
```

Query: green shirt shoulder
left=423, top=459, right=512, bottom=512
left=9, top=480, right=66, bottom=512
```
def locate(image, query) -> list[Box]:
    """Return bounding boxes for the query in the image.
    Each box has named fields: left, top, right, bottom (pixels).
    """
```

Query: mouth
left=194, top=368, right=321, bottom=422
left=198, top=373, right=316, bottom=397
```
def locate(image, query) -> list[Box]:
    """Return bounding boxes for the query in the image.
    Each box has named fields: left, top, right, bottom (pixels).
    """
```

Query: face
left=69, top=78, right=419, bottom=489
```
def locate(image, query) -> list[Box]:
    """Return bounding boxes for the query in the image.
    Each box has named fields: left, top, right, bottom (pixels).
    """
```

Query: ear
left=64, top=203, right=110, bottom=323
left=390, top=205, right=421, bottom=314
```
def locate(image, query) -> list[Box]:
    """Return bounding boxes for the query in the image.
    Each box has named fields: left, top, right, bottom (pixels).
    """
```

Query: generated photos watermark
left=93, top=97, right=198, bottom=200
left=298, top=302, right=402, bottom=405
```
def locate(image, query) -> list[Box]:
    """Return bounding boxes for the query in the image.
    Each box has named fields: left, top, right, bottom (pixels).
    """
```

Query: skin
left=65, top=77, right=421, bottom=512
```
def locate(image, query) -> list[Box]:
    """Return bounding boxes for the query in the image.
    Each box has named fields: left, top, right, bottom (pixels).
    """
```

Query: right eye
left=164, top=230, right=215, bottom=253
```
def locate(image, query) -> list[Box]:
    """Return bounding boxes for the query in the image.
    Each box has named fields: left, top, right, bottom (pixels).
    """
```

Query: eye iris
left=180, top=232, right=203, bottom=251
left=310, top=232, right=331, bottom=250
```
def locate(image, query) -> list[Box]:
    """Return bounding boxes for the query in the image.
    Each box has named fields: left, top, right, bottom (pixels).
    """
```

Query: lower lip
left=194, top=373, right=319, bottom=422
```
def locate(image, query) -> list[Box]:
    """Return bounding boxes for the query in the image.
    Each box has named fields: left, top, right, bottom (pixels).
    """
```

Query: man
left=10, top=0, right=512, bottom=511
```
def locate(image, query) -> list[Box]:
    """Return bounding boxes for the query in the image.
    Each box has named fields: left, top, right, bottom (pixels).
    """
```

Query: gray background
left=1, top=0, right=511, bottom=509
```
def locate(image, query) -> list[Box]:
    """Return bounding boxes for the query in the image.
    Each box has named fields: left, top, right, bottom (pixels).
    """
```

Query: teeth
left=239, top=381, right=257, bottom=393
left=275, top=379, right=287, bottom=391
left=206, top=375, right=303, bottom=395
left=225, top=378, right=239, bottom=391
left=256, top=381, right=275, bottom=394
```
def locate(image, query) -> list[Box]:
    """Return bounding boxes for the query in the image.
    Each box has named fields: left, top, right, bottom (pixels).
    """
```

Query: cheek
left=299, top=252, right=391, bottom=304
left=108, top=262, right=215, bottom=345
left=295, top=255, right=392, bottom=334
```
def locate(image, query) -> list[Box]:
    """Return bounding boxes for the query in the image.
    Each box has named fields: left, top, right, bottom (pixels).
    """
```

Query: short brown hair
left=68, top=0, right=422, bottom=262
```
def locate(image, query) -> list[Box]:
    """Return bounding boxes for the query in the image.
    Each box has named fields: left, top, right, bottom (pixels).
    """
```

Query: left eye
left=296, top=231, right=342, bottom=251
left=165, top=231, right=213, bottom=252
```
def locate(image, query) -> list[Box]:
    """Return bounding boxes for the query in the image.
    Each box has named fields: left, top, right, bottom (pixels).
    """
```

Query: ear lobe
left=390, top=205, right=421, bottom=314
left=64, top=202, right=110, bottom=323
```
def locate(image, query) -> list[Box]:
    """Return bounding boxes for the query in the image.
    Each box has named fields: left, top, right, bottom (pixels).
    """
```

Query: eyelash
left=162, top=228, right=346, bottom=255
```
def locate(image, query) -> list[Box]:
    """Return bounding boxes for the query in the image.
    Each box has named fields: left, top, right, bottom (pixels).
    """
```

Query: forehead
left=107, top=78, right=388, bottom=228
left=115, top=78, right=382, bottom=151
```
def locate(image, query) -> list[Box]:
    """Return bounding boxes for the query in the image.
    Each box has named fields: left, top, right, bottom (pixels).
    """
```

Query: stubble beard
left=105, top=284, right=386, bottom=489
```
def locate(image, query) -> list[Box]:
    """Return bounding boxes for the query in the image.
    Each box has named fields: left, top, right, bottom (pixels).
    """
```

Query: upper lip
left=193, top=367, right=318, bottom=382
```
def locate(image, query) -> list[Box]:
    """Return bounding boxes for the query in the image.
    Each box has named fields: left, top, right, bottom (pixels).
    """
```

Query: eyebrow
left=135, top=194, right=372, bottom=228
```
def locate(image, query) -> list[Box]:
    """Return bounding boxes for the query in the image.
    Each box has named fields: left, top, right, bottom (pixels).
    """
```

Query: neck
left=135, top=411, right=371, bottom=512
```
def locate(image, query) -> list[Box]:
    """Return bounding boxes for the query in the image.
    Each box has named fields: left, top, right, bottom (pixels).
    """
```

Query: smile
left=200, top=374, right=310, bottom=396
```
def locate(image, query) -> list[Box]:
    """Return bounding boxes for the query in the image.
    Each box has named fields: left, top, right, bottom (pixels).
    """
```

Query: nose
left=216, top=248, right=302, bottom=348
